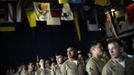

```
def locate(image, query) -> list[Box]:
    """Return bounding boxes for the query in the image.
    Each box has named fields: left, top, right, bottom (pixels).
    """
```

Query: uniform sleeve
left=86, top=61, right=100, bottom=75
left=20, top=70, right=27, bottom=75
left=34, top=70, right=39, bottom=75
left=102, top=65, right=111, bottom=75
left=51, top=67, right=55, bottom=75
left=61, top=64, right=67, bottom=75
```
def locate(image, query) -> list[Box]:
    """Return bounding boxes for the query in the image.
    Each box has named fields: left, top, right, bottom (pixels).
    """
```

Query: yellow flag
left=26, top=9, right=37, bottom=28
left=74, top=12, right=81, bottom=41
left=33, top=2, right=51, bottom=21
left=61, top=3, right=74, bottom=21
left=0, top=19, right=9, bottom=23
left=0, top=26, right=15, bottom=32
left=95, top=0, right=110, bottom=6
left=47, top=17, right=61, bottom=25
left=58, top=0, right=68, bottom=4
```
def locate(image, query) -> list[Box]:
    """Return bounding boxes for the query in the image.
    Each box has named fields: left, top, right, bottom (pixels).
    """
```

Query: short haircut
left=55, top=51, right=64, bottom=56
left=89, top=40, right=102, bottom=54
left=78, top=51, right=87, bottom=57
left=67, top=45, right=78, bottom=51
left=107, top=39, right=123, bottom=47
left=89, top=40, right=102, bottom=50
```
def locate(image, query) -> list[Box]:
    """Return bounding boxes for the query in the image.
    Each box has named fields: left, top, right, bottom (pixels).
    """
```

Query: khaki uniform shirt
left=20, top=69, right=27, bottom=75
left=51, top=65, right=62, bottom=75
left=45, top=68, right=51, bottom=75
left=102, top=56, right=134, bottom=75
left=86, top=57, right=106, bottom=75
left=61, top=59, right=85, bottom=75
left=19, top=69, right=34, bottom=75
left=34, top=68, right=46, bottom=75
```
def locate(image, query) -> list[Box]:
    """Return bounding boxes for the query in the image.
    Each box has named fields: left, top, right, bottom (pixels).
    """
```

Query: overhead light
left=99, top=28, right=102, bottom=31
left=114, top=11, right=119, bottom=17
left=111, top=9, right=115, bottom=12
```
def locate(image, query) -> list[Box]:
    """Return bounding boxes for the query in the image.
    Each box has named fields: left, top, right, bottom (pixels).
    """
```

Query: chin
left=112, top=56, right=118, bottom=58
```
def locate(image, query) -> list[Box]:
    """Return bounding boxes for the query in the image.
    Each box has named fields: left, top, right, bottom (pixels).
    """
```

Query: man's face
left=28, top=63, right=34, bottom=71
left=45, top=60, right=50, bottom=68
left=67, top=47, right=76, bottom=58
left=92, top=43, right=103, bottom=56
left=108, top=43, right=121, bottom=58
left=78, top=54, right=84, bottom=60
left=39, top=59, right=44, bottom=67
left=56, top=55, right=64, bottom=64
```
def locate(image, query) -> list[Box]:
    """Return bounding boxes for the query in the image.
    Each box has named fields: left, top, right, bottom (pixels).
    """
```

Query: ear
left=90, top=48, right=93, bottom=54
left=119, top=47, right=124, bottom=53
